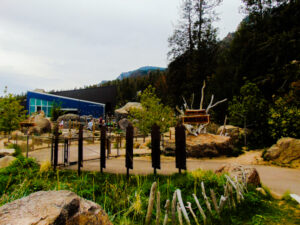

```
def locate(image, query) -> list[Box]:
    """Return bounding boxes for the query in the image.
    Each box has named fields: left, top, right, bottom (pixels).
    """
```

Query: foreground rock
left=0, top=148, right=15, bottom=157
left=216, top=163, right=261, bottom=186
left=165, top=133, right=233, bottom=157
left=0, top=190, right=112, bottom=225
left=28, top=113, right=52, bottom=134
left=0, top=156, right=16, bottom=169
left=264, top=137, right=300, bottom=167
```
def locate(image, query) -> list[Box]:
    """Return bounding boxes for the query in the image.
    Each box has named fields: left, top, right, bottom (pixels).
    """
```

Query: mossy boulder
left=264, top=137, right=300, bottom=166
left=0, top=190, right=112, bottom=225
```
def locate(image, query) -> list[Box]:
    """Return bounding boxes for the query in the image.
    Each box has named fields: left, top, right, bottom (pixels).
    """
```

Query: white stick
left=210, top=189, right=220, bottom=215
left=191, top=93, right=194, bottom=109
left=163, top=200, right=170, bottom=225
left=201, top=182, right=212, bottom=214
left=145, top=182, right=157, bottom=225
left=177, top=203, right=183, bottom=225
left=176, top=106, right=184, bottom=115
left=176, top=189, right=191, bottom=225
left=186, top=202, right=200, bottom=225
left=200, top=80, right=206, bottom=110
left=193, top=194, right=207, bottom=225
left=171, top=191, right=177, bottom=224
left=182, top=96, right=189, bottom=109
left=206, top=98, right=227, bottom=114
left=156, top=191, right=161, bottom=225
left=218, top=195, right=227, bottom=212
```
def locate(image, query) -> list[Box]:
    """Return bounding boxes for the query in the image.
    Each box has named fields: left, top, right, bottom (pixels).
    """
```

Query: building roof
left=51, top=86, right=117, bottom=106
left=28, top=91, right=105, bottom=106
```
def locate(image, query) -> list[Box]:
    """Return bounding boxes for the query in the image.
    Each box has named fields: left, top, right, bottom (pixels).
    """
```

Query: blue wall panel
left=27, top=91, right=105, bottom=118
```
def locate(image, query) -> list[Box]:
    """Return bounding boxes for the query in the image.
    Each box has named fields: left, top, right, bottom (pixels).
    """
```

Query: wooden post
left=93, top=121, right=95, bottom=143
left=50, top=136, right=53, bottom=164
left=64, top=138, right=69, bottom=165
left=26, top=135, right=29, bottom=158
left=151, top=124, right=161, bottom=175
left=100, top=125, right=106, bottom=173
left=170, top=129, right=172, bottom=140
left=32, top=136, right=34, bottom=151
left=54, top=126, right=59, bottom=171
left=106, top=138, right=111, bottom=159
left=78, top=124, right=83, bottom=175
left=117, top=135, right=120, bottom=156
left=175, top=124, right=187, bottom=173
left=126, top=124, right=134, bottom=178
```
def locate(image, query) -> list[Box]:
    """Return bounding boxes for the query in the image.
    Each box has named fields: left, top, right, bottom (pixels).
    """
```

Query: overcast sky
left=0, top=0, right=244, bottom=96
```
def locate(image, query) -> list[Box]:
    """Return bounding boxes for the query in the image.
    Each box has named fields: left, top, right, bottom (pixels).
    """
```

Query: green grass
left=0, top=156, right=299, bottom=224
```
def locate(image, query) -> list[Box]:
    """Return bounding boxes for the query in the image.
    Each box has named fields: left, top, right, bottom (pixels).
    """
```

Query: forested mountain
left=117, top=66, right=166, bottom=80
left=106, top=0, right=299, bottom=147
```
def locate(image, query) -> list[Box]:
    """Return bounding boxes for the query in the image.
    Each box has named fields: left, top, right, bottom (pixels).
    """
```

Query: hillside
left=117, top=66, right=166, bottom=80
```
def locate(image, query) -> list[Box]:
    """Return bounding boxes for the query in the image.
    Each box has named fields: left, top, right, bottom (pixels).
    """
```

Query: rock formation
left=0, top=190, right=112, bottom=225
left=27, top=113, right=52, bottom=134
left=0, top=156, right=16, bottom=169
left=165, top=133, right=233, bottom=157
left=264, top=137, right=300, bottom=166
left=215, top=163, right=261, bottom=186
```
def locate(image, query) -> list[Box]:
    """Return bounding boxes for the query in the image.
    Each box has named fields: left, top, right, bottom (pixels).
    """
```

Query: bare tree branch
left=200, top=80, right=206, bottom=110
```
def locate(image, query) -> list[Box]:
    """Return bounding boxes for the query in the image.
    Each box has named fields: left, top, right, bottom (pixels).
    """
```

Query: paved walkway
left=28, top=144, right=300, bottom=196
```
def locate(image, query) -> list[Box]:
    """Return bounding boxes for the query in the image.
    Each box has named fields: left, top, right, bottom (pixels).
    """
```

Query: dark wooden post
left=151, top=124, right=161, bottom=175
left=100, top=125, right=106, bottom=173
left=50, top=136, right=54, bottom=165
left=106, top=138, right=111, bottom=159
left=78, top=124, right=83, bottom=175
left=116, top=134, right=120, bottom=156
left=126, top=123, right=134, bottom=178
left=54, top=125, right=59, bottom=171
left=175, top=124, right=186, bottom=174
left=26, top=135, right=29, bottom=158
left=64, top=138, right=69, bottom=165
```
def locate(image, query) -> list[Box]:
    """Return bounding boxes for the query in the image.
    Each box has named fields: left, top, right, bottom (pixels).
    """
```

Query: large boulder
left=0, top=149, right=15, bottom=158
left=264, top=137, right=300, bottom=166
left=57, top=113, right=80, bottom=122
left=216, top=163, right=261, bottom=186
left=28, top=114, right=52, bottom=134
left=0, top=190, right=112, bottom=225
left=165, top=133, right=234, bottom=157
left=0, top=156, right=16, bottom=169
left=118, top=118, right=133, bottom=130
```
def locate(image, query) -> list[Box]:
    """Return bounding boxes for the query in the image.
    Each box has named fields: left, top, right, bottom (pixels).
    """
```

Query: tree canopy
left=0, top=88, right=27, bottom=134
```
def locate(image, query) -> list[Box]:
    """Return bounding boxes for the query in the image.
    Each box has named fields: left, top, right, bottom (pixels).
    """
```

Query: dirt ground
left=2, top=135, right=299, bottom=196
left=24, top=143, right=300, bottom=196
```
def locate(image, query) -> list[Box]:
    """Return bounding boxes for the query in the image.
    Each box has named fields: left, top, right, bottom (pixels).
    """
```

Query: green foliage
left=0, top=88, right=27, bottom=134
left=129, top=85, right=175, bottom=136
left=228, top=82, right=270, bottom=147
left=0, top=157, right=299, bottom=224
left=268, top=83, right=300, bottom=140
left=6, top=144, right=22, bottom=157
left=50, top=101, right=64, bottom=121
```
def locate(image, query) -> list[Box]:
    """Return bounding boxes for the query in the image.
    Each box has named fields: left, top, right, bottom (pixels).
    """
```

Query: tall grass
left=0, top=157, right=299, bottom=224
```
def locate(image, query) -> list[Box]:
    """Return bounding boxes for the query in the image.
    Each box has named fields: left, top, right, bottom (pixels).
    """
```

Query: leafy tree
left=0, top=87, right=27, bottom=134
left=50, top=101, right=64, bottom=121
left=228, top=82, right=270, bottom=147
left=268, top=81, right=300, bottom=140
left=129, top=86, right=175, bottom=136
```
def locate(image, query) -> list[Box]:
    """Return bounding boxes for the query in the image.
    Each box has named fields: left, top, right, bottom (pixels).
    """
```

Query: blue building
left=27, top=90, right=105, bottom=118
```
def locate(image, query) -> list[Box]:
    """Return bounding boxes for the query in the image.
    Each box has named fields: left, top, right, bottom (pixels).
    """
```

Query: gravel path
left=28, top=145, right=300, bottom=196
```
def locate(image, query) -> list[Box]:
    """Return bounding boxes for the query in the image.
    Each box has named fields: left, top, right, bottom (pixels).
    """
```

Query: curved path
left=28, top=145, right=300, bottom=196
